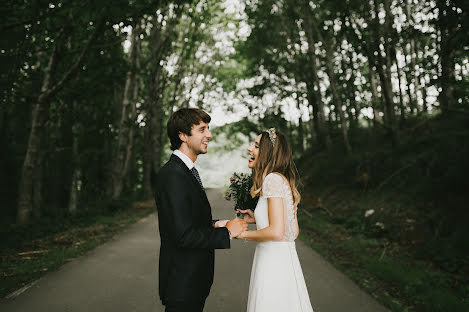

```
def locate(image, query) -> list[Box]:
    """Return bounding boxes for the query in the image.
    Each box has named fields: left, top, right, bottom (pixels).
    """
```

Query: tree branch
left=42, top=20, right=105, bottom=102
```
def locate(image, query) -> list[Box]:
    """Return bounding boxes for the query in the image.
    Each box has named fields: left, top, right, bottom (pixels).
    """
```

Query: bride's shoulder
left=263, top=172, right=287, bottom=186
left=262, top=173, right=287, bottom=197
left=265, top=172, right=286, bottom=181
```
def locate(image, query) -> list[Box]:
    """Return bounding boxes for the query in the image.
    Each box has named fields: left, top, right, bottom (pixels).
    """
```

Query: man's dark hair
left=167, top=108, right=211, bottom=150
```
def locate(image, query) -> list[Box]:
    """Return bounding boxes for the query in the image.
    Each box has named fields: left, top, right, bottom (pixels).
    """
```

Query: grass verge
left=298, top=193, right=469, bottom=312
left=0, top=200, right=156, bottom=298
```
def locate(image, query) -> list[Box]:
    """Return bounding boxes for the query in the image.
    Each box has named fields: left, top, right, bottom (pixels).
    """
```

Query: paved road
left=0, top=188, right=389, bottom=312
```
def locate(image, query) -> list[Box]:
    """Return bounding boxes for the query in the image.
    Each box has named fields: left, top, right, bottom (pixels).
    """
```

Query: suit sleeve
left=159, top=170, right=230, bottom=249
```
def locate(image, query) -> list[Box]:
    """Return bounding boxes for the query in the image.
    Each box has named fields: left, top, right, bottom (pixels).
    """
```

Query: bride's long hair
left=250, top=130, right=301, bottom=206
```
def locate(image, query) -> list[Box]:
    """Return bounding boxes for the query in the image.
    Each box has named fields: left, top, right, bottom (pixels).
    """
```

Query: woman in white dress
left=237, top=128, right=314, bottom=312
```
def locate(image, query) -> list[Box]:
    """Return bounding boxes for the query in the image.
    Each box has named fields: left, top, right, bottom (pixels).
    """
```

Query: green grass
left=0, top=200, right=156, bottom=298
left=298, top=208, right=469, bottom=312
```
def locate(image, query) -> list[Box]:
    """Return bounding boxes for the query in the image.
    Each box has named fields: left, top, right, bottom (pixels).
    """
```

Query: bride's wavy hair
left=250, top=130, right=301, bottom=206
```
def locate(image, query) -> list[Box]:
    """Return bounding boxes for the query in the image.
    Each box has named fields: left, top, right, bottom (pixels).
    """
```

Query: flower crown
left=267, top=128, right=277, bottom=146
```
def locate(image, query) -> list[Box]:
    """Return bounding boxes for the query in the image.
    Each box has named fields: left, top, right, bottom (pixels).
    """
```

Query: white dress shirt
left=173, top=149, right=195, bottom=170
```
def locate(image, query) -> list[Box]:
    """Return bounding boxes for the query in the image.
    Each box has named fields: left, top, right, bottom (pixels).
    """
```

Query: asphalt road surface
left=0, top=188, right=389, bottom=312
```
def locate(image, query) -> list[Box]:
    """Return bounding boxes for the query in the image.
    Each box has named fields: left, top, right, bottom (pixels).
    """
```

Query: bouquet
left=225, top=172, right=258, bottom=218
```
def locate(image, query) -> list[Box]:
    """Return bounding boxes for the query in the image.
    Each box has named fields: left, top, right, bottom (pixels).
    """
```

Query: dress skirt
left=247, top=241, right=314, bottom=312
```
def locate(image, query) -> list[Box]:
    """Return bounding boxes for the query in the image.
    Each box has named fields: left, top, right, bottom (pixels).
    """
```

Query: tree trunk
left=142, top=15, right=173, bottom=200
left=405, top=0, right=421, bottom=114
left=110, top=24, right=141, bottom=200
left=313, top=30, right=352, bottom=153
left=16, top=46, right=58, bottom=224
left=302, top=7, right=331, bottom=149
left=32, top=150, right=43, bottom=218
left=346, top=49, right=359, bottom=129
left=307, top=103, right=317, bottom=146
left=369, top=65, right=383, bottom=126
left=420, top=75, right=428, bottom=112
left=403, top=48, right=417, bottom=115
left=152, top=99, right=164, bottom=176
left=68, top=101, right=79, bottom=214
left=0, top=97, right=5, bottom=140
left=395, top=49, right=406, bottom=121
left=16, top=23, right=103, bottom=224
left=296, top=101, right=305, bottom=154
left=373, top=0, right=399, bottom=148
left=437, top=0, right=456, bottom=113
left=123, top=44, right=141, bottom=182
left=304, top=4, right=350, bottom=152
left=68, top=166, right=79, bottom=214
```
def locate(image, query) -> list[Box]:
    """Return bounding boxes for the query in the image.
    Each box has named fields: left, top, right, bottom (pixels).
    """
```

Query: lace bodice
left=254, top=173, right=297, bottom=241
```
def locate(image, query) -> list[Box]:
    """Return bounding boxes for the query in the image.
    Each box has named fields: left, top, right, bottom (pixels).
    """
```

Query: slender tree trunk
left=68, top=164, right=79, bottom=214
left=405, top=0, right=421, bottom=114
left=142, top=14, right=174, bottom=199
left=0, top=98, right=5, bottom=140
left=170, top=16, right=199, bottom=109
left=373, top=0, right=399, bottom=148
left=32, top=151, right=43, bottom=218
left=308, top=103, right=317, bottom=146
left=143, top=126, right=153, bottom=200
left=142, top=97, right=164, bottom=201
left=152, top=98, right=164, bottom=175
left=346, top=49, right=359, bottom=129
left=110, top=24, right=141, bottom=200
left=437, top=0, right=456, bottom=113
left=314, top=31, right=352, bottom=153
left=302, top=4, right=331, bottom=150
left=395, top=49, right=406, bottom=121
left=296, top=101, right=304, bottom=154
left=68, top=162, right=79, bottom=213
left=306, top=81, right=329, bottom=149
left=68, top=101, right=79, bottom=213
left=303, top=84, right=319, bottom=147
left=403, top=48, right=417, bottom=115
left=16, top=46, right=57, bottom=224
left=349, top=93, right=359, bottom=129
left=421, top=75, right=428, bottom=112
left=369, top=65, right=383, bottom=126
left=123, top=45, right=141, bottom=181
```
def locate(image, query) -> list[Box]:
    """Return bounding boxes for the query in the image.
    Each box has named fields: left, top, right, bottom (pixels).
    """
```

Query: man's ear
left=178, top=131, right=187, bottom=143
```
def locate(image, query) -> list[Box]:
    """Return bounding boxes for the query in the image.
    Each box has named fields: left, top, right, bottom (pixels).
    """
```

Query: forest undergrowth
left=298, top=112, right=469, bottom=312
left=0, top=199, right=156, bottom=298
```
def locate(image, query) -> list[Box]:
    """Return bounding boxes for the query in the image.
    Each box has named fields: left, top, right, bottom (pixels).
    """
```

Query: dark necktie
left=191, top=167, right=204, bottom=189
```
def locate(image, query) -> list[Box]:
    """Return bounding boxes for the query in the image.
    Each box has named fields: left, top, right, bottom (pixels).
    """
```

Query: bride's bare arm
left=238, top=197, right=284, bottom=241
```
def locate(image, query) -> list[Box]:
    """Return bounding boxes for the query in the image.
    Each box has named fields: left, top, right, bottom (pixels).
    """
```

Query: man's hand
left=214, top=220, right=229, bottom=228
left=225, top=218, right=248, bottom=239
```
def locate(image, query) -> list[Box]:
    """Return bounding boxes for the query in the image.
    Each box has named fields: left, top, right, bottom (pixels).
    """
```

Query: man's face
left=184, top=121, right=212, bottom=156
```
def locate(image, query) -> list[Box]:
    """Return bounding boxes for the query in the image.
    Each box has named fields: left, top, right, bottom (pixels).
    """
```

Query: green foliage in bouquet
left=225, top=172, right=259, bottom=217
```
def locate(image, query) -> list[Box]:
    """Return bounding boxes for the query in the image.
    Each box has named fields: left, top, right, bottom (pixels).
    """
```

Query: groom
left=154, top=108, right=247, bottom=312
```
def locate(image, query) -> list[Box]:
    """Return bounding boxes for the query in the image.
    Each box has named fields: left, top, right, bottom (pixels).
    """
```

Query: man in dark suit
left=155, top=108, right=247, bottom=312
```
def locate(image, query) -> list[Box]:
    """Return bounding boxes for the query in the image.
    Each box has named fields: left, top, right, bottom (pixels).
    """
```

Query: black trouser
left=164, top=300, right=205, bottom=312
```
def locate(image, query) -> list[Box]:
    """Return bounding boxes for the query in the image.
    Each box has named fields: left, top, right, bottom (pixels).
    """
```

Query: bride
left=237, top=128, right=314, bottom=312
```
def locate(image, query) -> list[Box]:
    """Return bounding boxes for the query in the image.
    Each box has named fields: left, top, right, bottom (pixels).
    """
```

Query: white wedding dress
left=247, top=173, right=314, bottom=312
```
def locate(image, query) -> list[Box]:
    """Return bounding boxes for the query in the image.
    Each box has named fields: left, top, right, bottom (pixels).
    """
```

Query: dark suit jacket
left=154, top=154, right=230, bottom=304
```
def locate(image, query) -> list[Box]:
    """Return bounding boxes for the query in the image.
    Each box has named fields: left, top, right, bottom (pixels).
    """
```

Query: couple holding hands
left=155, top=108, right=313, bottom=312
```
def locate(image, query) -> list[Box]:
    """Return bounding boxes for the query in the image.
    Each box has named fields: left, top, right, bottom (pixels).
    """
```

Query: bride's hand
left=237, top=209, right=255, bottom=224
left=237, top=229, right=247, bottom=240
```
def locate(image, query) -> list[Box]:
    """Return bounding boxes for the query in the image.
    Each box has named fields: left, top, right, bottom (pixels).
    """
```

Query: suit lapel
left=170, top=155, right=211, bottom=209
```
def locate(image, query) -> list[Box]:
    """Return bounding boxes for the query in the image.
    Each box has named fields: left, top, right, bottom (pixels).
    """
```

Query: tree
left=109, top=22, right=142, bottom=200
